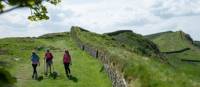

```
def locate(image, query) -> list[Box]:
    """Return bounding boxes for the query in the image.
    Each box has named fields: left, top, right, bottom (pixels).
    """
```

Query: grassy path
left=7, top=36, right=112, bottom=87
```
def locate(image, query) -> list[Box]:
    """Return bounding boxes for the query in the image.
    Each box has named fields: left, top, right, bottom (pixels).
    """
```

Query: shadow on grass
left=162, top=48, right=190, bottom=54
left=69, top=75, right=78, bottom=83
left=99, top=66, right=104, bottom=72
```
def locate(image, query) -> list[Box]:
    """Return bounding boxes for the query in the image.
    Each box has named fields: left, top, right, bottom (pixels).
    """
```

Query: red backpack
left=63, top=53, right=71, bottom=64
left=46, top=52, right=53, bottom=61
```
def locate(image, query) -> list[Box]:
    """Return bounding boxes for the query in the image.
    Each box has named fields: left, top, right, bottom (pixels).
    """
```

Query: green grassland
left=105, top=30, right=160, bottom=57
left=1, top=27, right=200, bottom=87
left=194, top=41, right=200, bottom=48
left=145, top=30, right=200, bottom=61
left=146, top=31, right=200, bottom=85
left=0, top=32, right=112, bottom=87
left=146, top=31, right=194, bottom=51
left=72, top=27, right=200, bottom=87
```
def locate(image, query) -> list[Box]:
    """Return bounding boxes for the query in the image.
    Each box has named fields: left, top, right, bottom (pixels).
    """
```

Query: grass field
left=72, top=27, right=200, bottom=87
left=1, top=27, right=200, bottom=87
left=146, top=31, right=200, bottom=85
left=106, top=30, right=160, bottom=57
left=0, top=33, right=112, bottom=87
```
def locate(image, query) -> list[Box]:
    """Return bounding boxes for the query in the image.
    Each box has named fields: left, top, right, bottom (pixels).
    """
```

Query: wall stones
left=71, top=28, right=127, bottom=87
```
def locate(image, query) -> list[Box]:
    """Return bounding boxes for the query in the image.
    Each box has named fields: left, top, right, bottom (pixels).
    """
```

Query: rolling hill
left=194, top=41, right=200, bottom=48
left=70, top=26, right=200, bottom=87
left=0, top=32, right=112, bottom=87
left=1, top=27, right=200, bottom=87
left=146, top=31, right=200, bottom=84
left=145, top=31, right=195, bottom=51
left=145, top=30, right=200, bottom=60
left=105, top=30, right=161, bottom=57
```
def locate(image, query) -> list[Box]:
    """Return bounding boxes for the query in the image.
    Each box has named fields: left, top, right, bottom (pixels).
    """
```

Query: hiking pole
left=37, top=62, right=40, bottom=79
left=51, top=60, right=58, bottom=79
left=44, top=58, right=46, bottom=76
left=52, top=60, right=55, bottom=72
left=37, top=61, right=44, bottom=81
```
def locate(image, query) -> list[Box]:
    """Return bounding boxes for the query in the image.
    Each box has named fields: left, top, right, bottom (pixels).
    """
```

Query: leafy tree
left=0, top=0, right=61, bottom=21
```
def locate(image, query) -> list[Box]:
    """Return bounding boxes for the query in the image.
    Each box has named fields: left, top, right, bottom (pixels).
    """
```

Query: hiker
left=31, top=51, right=40, bottom=79
left=44, top=49, right=53, bottom=75
left=63, top=50, right=72, bottom=78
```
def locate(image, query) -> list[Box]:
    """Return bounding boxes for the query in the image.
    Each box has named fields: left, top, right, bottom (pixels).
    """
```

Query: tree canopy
left=0, top=0, right=61, bottom=21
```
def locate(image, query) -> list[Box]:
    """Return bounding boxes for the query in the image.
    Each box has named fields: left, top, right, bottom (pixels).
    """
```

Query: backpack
left=63, top=53, right=71, bottom=64
left=46, top=52, right=53, bottom=61
left=32, top=54, right=39, bottom=63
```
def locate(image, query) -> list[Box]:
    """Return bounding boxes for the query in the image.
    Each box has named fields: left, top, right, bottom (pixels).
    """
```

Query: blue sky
left=0, top=0, right=200, bottom=40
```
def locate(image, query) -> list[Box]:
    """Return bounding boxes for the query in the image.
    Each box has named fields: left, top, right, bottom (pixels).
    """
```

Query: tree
left=0, top=0, right=61, bottom=21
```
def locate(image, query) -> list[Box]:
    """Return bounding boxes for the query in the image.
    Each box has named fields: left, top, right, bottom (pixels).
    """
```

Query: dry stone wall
left=71, top=27, right=127, bottom=87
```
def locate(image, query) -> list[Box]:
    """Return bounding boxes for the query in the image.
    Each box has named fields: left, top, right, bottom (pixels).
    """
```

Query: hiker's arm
left=38, top=61, right=40, bottom=66
left=38, top=57, right=40, bottom=66
left=51, top=53, right=54, bottom=59
left=38, top=55, right=40, bottom=66
left=30, top=56, right=33, bottom=63
left=44, top=53, right=46, bottom=59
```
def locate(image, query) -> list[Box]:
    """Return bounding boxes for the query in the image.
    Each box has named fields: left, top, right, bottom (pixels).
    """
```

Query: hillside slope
left=0, top=32, right=112, bottom=87
left=145, top=31, right=194, bottom=51
left=71, top=26, right=200, bottom=87
left=1, top=27, right=200, bottom=87
left=194, top=41, right=200, bottom=48
left=145, top=31, right=200, bottom=83
left=105, top=30, right=160, bottom=57
left=145, top=31, right=200, bottom=60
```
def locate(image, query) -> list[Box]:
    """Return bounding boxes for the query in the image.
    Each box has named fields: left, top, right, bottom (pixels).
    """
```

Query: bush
left=0, top=68, right=16, bottom=86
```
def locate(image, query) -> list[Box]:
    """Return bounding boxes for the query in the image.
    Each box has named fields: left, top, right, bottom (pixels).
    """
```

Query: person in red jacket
left=44, top=49, right=53, bottom=75
left=63, top=50, right=71, bottom=78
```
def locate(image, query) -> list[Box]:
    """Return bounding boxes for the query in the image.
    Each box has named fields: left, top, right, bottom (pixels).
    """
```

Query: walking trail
left=10, top=37, right=112, bottom=87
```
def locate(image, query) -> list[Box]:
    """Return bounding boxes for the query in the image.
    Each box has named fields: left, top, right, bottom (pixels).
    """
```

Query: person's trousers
left=32, top=64, right=38, bottom=78
left=64, top=63, right=71, bottom=76
left=45, top=60, right=52, bottom=75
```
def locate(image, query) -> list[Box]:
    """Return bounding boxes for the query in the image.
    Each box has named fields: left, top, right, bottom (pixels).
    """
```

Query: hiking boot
left=68, top=73, right=72, bottom=77
left=45, top=73, right=48, bottom=76
left=35, top=74, right=38, bottom=80
left=32, top=75, right=34, bottom=79
left=66, top=74, right=70, bottom=79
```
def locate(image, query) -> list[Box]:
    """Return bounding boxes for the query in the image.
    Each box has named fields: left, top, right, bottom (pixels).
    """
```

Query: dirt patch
left=0, top=49, right=8, bottom=55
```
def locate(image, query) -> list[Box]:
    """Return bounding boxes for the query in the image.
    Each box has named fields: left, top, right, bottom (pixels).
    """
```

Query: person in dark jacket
left=44, top=49, right=53, bottom=75
left=31, top=51, right=40, bottom=79
left=63, top=50, right=71, bottom=78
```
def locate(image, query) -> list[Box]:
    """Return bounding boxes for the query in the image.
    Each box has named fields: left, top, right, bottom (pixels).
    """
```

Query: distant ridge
left=145, top=30, right=200, bottom=63
left=145, top=30, right=197, bottom=52
left=145, top=31, right=173, bottom=39
left=105, top=30, right=133, bottom=36
left=194, top=41, right=200, bottom=48
left=106, top=30, right=161, bottom=57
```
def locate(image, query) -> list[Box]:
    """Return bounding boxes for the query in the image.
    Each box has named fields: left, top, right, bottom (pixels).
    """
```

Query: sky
left=0, top=0, right=200, bottom=40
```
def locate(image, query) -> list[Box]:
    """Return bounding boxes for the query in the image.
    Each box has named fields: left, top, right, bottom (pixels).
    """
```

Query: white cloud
left=133, top=15, right=200, bottom=40
left=152, top=0, right=200, bottom=18
left=0, top=0, right=200, bottom=41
